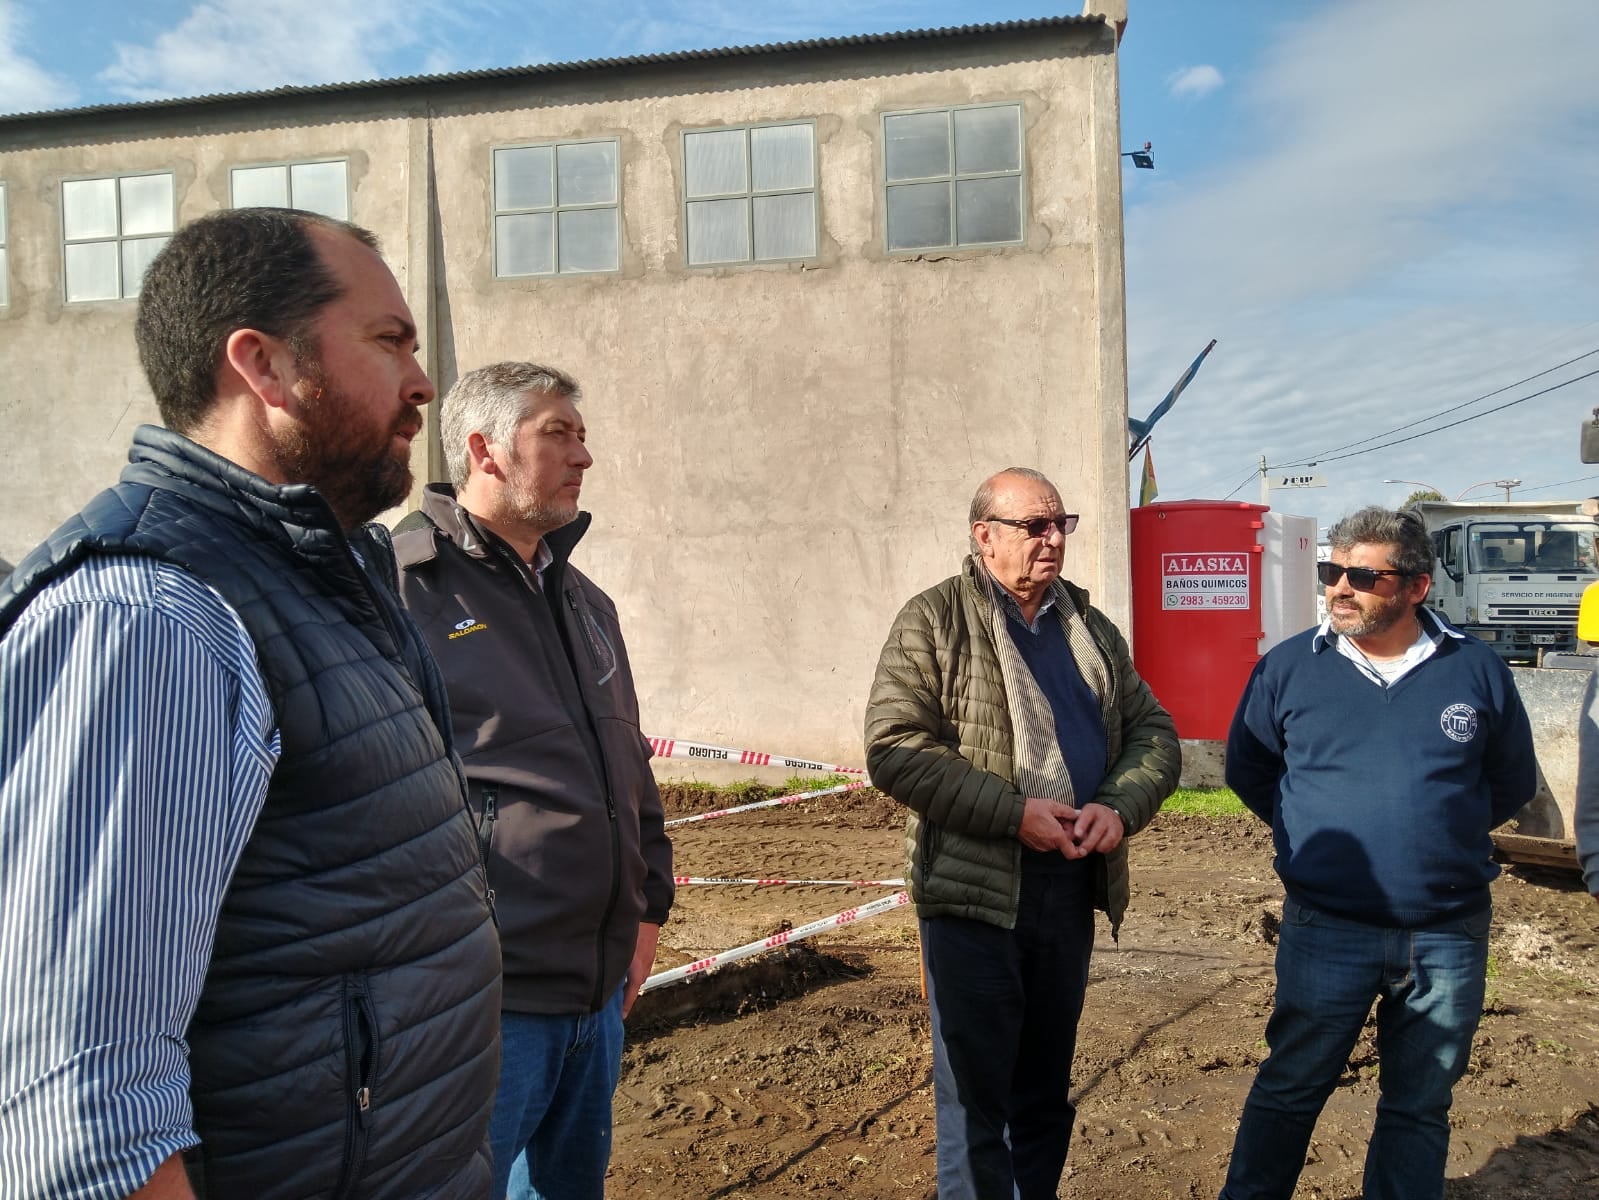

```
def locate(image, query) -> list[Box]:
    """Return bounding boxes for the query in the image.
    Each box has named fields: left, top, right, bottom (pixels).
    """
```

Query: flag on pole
left=1139, top=444, right=1159, bottom=507
left=1128, top=338, right=1218, bottom=460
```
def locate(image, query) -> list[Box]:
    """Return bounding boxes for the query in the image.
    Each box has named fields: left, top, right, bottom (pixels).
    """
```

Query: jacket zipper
left=335, top=975, right=378, bottom=1200
left=478, top=785, right=499, bottom=926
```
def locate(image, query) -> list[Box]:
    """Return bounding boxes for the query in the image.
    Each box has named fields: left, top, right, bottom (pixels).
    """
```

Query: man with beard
left=1219, top=505, right=1536, bottom=1200
left=0, top=209, right=501, bottom=1199
left=392, top=361, right=673, bottom=1200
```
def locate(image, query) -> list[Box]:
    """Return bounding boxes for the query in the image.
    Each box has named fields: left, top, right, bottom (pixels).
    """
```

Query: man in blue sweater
left=1219, top=506, right=1536, bottom=1200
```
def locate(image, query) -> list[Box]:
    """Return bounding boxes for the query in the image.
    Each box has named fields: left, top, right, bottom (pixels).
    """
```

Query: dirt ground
left=611, top=784, right=1599, bottom=1199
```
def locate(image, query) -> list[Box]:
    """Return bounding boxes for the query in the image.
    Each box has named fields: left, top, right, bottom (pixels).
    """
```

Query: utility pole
left=1259, top=454, right=1270, bottom=508
left=1492, top=478, right=1522, bottom=502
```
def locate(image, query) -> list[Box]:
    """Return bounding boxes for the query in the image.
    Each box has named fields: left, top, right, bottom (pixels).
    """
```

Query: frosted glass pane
left=753, top=192, right=814, bottom=260
left=122, top=236, right=169, bottom=297
left=0, top=248, right=8, bottom=307
left=290, top=161, right=348, bottom=219
left=750, top=124, right=813, bottom=192
left=120, top=174, right=173, bottom=237
left=886, top=182, right=951, bottom=250
left=63, top=178, right=118, bottom=240
left=557, top=142, right=617, bottom=206
left=65, top=241, right=120, bottom=301
left=955, top=176, right=1022, bottom=245
left=686, top=198, right=749, bottom=264
left=232, top=166, right=288, bottom=208
left=495, top=146, right=553, bottom=211
left=884, top=111, right=949, bottom=181
left=685, top=130, right=747, bottom=198
left=496, top=212, right=554, bottom=276
left=558, top=208, right=618, bottom=273
left=954, top=105, right=1021, bottom=175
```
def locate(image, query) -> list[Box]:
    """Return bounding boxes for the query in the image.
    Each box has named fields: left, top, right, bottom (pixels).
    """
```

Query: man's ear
left=972, top=521, right=993, bottom=558
left=222, top=327, right=297, bottom=412
left=466, top=431, right=502, bottom=481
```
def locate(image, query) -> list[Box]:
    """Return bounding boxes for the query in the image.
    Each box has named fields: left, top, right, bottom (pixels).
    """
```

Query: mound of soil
left=613, top=791, right=1599, bottom=1199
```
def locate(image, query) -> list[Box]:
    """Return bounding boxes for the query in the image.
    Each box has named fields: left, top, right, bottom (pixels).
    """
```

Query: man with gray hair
left=392, top=362, right=673, bottom=1200
left=1219, top=505, right=1536, bottom=1200
left=866, top=466, right=1180, bottom=1200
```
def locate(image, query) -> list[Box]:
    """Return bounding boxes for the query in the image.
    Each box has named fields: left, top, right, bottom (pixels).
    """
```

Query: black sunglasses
left=985, top=514, right=1080, bottom=538
left=1316, top=561, right=1410, bottom=591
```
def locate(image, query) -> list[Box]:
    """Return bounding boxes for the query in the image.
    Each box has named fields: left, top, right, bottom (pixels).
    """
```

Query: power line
left=1516, top=473, right=1599, bottom=495
left=1278, top=345, right=1599, bottom=468
left=1308, top=367, right=1599, bottom=465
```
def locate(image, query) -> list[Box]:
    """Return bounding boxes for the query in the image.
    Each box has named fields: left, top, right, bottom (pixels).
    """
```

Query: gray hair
left=439, top=361, right=581, bottom=489
left=1329, top=506, right=1434, bottom=577
left=968, top=467, right=1056, bottom=525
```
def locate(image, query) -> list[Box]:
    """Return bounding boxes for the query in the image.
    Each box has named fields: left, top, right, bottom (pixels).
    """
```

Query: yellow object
left=1579, top=580, right=1599, bottom=643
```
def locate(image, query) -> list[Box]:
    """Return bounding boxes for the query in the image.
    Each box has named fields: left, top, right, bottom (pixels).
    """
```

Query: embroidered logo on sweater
left=448, top=617, right=488, bottom=640
left=1440, top=703, right=1478, bottom=743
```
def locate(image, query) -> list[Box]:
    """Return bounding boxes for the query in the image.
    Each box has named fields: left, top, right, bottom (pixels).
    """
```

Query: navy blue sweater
left=1226, top=626, right=1536, bottom=926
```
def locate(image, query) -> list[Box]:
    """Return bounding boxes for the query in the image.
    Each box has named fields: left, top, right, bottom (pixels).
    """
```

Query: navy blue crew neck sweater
left=1225, top=627, right=1536, bottom=927
left=1004, top=612, right=1107, bottom=808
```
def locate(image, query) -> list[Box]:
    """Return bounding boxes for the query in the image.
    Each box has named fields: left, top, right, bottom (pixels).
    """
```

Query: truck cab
left=1421, top=502, right=1598, bottom=662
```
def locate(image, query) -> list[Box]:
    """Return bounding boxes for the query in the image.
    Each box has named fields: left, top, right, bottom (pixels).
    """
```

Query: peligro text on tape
left=646, top=735, right=865, bottom=775
left=673, top=876, right=906, bottom=887
left=662, top=780, right=868, bottom=828
left=640, top=891, right=911, bottom=993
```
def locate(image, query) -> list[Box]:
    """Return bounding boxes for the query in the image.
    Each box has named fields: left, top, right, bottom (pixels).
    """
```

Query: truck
left=1408, top=499, right=1598, bottom=663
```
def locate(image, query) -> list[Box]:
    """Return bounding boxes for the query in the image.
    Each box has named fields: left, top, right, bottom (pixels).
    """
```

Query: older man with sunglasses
left=1219, top=505, right=1537, bottom=1200
left=866, top=467, right=1180, bottom=1200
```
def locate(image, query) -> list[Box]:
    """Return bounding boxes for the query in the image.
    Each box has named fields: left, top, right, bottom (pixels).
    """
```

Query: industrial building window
left=61, top=172, right=174, bottom=303
left=0, top=182, right=8, bottom=306
left=231, top=159, right=350, bottom=220
left=883, top=103, right=1024, bottom=252
left=682, top=121, right=817, bottom=266
left=493, top=139, right=620, bottom=277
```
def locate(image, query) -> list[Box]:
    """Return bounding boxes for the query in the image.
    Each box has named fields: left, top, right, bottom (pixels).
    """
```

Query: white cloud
left=1124, top=0, right=1599, bottom=528
left=97, top=0, right=449, bottom=99
left=0, top=0, right=76, bottom=113
left=1166, top=64, right=1223, bottom=100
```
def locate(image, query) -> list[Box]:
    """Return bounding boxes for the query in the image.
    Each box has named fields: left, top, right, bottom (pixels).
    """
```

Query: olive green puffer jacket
left=865, top=558, right=1180, bottom=936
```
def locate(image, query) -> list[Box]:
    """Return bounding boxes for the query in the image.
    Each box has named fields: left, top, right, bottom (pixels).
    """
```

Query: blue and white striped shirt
left=0, top=556, right=279, bottom=1198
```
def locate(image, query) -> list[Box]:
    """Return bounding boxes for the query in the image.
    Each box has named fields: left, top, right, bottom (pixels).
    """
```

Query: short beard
left=272, top=359, right=413, bottom=530
left=1329, top=596, right=1411, bottom=639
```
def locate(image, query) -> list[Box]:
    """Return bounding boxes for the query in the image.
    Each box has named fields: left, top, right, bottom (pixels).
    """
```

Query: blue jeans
left=1220, top=897, right=1491, bottom=1200
left=489, top=986, right=625, bottom=1200
left=921, top=854, right=1096, bottom=1200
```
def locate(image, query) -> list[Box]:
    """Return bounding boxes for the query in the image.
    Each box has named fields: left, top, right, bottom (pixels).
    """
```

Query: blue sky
left=5, top=0, right=1599, bottom=532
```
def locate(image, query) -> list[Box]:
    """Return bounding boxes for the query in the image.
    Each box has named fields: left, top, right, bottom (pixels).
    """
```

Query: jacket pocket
left=334, top=975, right=379, bottom=1200
left=919, top=819, right=942, bottom=886
left=566, top=590, right=619, bottom=688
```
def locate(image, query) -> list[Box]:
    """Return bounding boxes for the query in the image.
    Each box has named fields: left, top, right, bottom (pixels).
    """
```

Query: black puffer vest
left=0, top=427, right=502, bottom=1199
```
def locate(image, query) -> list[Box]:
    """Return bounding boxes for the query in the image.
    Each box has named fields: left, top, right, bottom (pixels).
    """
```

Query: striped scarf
left=978, top=564, right=1114, bottom=807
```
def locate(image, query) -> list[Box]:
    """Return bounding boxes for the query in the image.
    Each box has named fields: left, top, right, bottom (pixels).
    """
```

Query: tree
left=1405, top=488, right=1446, bottom=506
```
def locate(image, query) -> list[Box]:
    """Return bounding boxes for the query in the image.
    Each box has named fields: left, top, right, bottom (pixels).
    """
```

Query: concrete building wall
left=0, top=19, right=1128, bottom=765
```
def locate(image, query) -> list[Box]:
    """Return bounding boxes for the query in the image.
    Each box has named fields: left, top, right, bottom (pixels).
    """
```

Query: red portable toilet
left=1130, top=501, right=1267, bottom=741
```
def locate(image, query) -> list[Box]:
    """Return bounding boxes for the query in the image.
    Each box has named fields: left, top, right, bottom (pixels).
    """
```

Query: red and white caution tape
left=673, top=876, right=906, bottom=887
left=647, top=736, right=866, bottom=775
left=663, top=780, right=869, bottom=828
left=640, top=890, right=911, bottom=993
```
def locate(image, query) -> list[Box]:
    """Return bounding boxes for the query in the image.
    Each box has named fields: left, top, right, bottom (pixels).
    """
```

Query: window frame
left=228, top=157, right=352, bottom=220
left=880, top=101, right=1027, bottom=254
left=679, top=118, right=820, bottom=268
left=59, top=168, right=176, bottom=304
left=491, top=136, right=623, bottom=279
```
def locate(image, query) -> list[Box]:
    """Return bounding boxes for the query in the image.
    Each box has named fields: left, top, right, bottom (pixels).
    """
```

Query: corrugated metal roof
left=0, top=14, right=1107, bottom=125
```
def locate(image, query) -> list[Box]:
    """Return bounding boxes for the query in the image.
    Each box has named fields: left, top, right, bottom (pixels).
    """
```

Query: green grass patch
left=1162, top=787, right=1248, bottom=818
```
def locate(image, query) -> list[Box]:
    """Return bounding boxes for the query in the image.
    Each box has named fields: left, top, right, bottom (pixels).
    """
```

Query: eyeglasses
left=985, top=514, right=1080, bottom=538
left=1316, top=561, right=1411, bottom=591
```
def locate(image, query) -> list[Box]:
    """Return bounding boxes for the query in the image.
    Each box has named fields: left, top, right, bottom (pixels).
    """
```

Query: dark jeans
left=921, top=853, right=1096, bottom=1200
left=489, top=986, right=625, bottom=1200
left=1219, top=897, right=1491, bottom=1200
